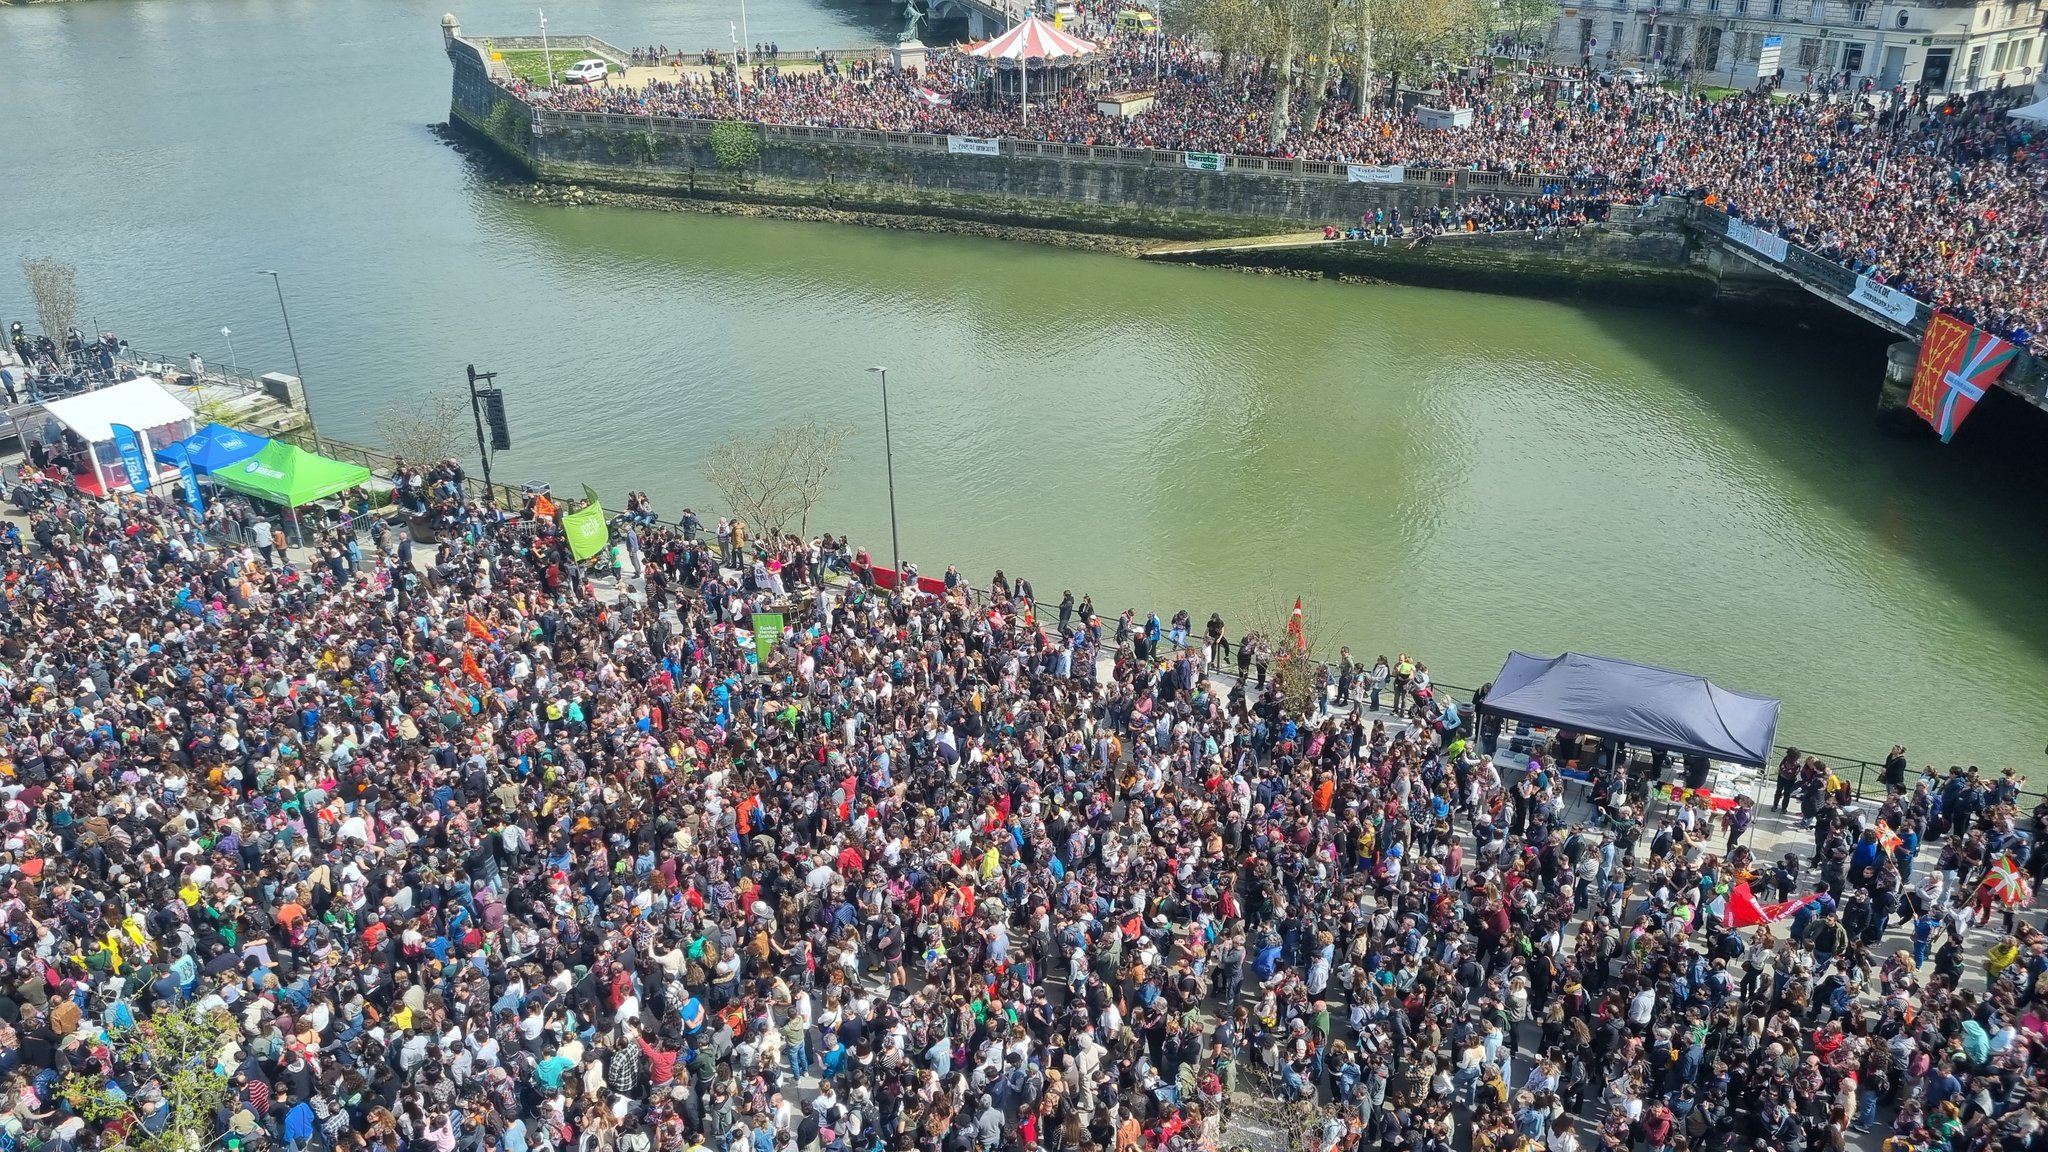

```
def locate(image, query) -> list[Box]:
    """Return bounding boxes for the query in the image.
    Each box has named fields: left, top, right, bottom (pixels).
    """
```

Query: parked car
left=1606, top=65, right=1650, bottom=85
left=563, top=58, right=611, bottom=84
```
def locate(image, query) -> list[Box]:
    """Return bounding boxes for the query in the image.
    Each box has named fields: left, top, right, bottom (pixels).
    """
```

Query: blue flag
left=177, top=452, right=204, bottom=515
left=109, top=424, right=150, bottom=491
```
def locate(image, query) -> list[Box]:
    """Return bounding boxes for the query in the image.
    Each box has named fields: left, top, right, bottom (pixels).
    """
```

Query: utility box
left=259, top=372, right=306, bottom=409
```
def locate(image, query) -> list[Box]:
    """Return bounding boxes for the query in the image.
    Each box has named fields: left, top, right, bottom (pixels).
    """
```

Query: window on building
left=1993, top=40, right=2010, bottom=69
left=1770, top=0, right=1782, bottom=16
left=1799, top=35, right=1822, bottom=64
left=1966, top=44, right=1984, bottom=77
left=1809, top=0, right=1824, bottom=20
left=1842, top=42, right=1866, bottom=70
left=1851, top=0, right=1868, bottom=20
left=1896, top=10, right=1909, bottom=27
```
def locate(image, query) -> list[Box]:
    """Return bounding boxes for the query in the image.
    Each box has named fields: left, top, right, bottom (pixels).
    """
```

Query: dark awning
left=1479, top=651, right=1782, bottom=767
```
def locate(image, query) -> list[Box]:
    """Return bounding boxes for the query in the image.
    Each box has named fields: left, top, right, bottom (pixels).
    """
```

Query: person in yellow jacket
left=1986, top=935, right=2022, bottom=987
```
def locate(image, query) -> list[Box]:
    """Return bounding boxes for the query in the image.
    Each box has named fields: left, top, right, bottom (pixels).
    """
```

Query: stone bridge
left=1687, top=205, right=2048, bottom=421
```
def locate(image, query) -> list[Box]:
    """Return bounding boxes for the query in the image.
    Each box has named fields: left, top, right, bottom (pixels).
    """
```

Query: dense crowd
left=519, top=37, right=2046, bottom=340
left=5, top=451, right=2048, bottom=1152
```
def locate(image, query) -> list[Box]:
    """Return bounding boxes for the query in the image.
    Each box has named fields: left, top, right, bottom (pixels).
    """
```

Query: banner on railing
left=946, top=135, right=1001, bottom=156
left=1849, top=276, right=1921, bottom=326
left=1725, top=219, right=1789, bottom=263
left=1184, top=151, right=1224, bottom=172
left=1347, top=164, right=1406, bottom=184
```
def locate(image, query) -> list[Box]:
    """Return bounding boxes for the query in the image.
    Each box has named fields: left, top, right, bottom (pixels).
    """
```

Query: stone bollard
left=1875, top=339, right=1920, bottom=433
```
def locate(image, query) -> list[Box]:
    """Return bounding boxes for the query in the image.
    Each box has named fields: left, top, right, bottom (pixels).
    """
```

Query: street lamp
left=865, top=366, right=902, bottom=584
left=258, top=270, right=325, bottom=454
left=220, top=326, right=240, bottom=378
left=539, top=7, right=555, bottom=86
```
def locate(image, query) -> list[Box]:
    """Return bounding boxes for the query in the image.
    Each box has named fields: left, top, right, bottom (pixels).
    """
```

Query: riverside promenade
left=0, top=442, right=2034, bottom=1152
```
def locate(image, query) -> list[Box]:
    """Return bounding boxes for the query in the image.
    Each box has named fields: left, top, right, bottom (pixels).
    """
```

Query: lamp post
left=865, top=366, right=902, bottom=584
left=220, top=326, right=240, bottom=378
left=539, top=7, right=555, bottom=86
left=258, top=270, right=325, bottom=454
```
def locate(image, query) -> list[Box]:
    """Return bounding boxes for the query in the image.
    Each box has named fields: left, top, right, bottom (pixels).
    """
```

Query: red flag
left=1760, top=892, right=1821, bottom=924
left=462, top=649, right=487, bottom=684
left=1286, top=597, right=1306, bottom=653
left=533, top=493, right=558, bottom=519
left=465, top=613, right=492, bottom=642
left=1723, top=881, right=1768, bottom=929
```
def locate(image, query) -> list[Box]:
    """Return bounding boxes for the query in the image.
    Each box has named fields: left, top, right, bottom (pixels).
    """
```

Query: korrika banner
left=946, top=135, right=1001, bottom=156
left=1347, top=164, right=1405, bottom=184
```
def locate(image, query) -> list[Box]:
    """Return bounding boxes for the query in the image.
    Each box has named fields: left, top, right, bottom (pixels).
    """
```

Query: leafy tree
left=709, top=120, right=761, bottom=171
left=63, top=1002, right=236, bottom=1152
left=1490, top=0, right=1560, bottom=50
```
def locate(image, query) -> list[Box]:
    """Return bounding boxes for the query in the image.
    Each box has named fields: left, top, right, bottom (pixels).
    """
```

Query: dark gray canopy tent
left=1478, top=651, right=1782, bottom=768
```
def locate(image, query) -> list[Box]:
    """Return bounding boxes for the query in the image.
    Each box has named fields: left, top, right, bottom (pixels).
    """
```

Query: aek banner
left=1848, top=276, right=1921, bottom=325
left=946, top=135, right=1001, bottom=156
left=1184, top=151, right=1224, bottom=172
left=750, top=612, right=784, bottom=666
left=1725, top=218, right=1789, bottom=262
left=1347, top=164, right=1406, bottom=184
left=563, top=500, right=609, bottom=561
left=108, top=423, right=151, bottom=491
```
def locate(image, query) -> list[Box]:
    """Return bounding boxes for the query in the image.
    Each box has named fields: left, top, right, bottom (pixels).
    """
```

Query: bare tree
left=701, top=420, right=852, bottom=539
left=1233, top=588, right=1326, bottom=719
left=20, top=256, right=79, bottom=347
left=374, top=394, right=471, bottom=466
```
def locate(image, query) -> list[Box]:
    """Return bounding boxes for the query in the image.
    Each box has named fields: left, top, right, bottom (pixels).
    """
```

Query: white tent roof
left=2008, top=97, right=2048, bottom=124
left=41, top=377, right=193, bottom=443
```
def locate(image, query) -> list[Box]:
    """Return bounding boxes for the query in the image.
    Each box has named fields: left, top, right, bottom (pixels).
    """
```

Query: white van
left=563, top=58, right=611, bottom=84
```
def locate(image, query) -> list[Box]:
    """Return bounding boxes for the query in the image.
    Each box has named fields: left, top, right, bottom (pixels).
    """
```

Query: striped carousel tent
left=965, top=14, right=1098, bottom=114
left=964, top=13, right=1097, bottom=62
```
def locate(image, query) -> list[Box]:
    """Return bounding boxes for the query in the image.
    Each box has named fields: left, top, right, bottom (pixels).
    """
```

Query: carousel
left=963, top=14, right=1100, bottom=121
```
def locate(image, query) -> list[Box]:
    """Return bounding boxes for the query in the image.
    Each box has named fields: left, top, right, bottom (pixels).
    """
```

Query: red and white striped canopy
left=965, top=15, right=1097, bottom=62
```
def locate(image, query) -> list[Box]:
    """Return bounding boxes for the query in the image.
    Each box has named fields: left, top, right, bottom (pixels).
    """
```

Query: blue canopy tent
left=179, top=424, right=271, bottom=474
left=1478, top=651, right=1781, bottom=767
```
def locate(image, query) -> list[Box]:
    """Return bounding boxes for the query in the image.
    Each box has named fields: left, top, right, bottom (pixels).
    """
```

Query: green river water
left=4, top=0, right=2047, bottom=774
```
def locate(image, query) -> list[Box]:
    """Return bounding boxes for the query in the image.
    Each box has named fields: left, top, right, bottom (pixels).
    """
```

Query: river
left=5, top=0, right=2048, bottom=775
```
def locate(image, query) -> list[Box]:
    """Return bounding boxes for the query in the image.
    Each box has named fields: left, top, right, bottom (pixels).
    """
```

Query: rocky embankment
left=498, top=179, right=1154, bottom=255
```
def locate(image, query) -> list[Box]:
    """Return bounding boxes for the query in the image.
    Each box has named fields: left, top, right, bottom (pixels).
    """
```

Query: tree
left=1230, top=591, right=1325, bottom=720
left=709, top=120, right=761, bottom=171
left=701, top=419, right=851, bottom=539
left=20, top=256, right=79, bottom=347
left=374, top=394, right=471, bottom=466
left=1370, top=0, right=1487, bottom=96
left=1491, top=0, right=1560, bottom=50
left=63, top=1001, right=235, bottom=1152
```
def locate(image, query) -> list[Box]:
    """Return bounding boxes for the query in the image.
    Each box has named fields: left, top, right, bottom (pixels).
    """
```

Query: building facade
left=1549, top=0, right=2047, bottom=94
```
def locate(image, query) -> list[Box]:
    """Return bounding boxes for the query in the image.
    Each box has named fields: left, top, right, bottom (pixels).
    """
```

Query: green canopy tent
left=208, top=441, right=372, bottom=508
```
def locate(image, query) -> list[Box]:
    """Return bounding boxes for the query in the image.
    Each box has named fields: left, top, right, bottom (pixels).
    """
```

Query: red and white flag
left=1286, top=597, right=1306, bottom=652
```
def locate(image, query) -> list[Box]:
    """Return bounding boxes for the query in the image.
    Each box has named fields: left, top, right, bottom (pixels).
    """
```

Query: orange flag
left=465, top=613, right=492, bottom=642
left=1287, top=597, right=1306, bottom=653
left=462, top=649, right=487, bottom=684
left=534, top=494, right=557, bottom=518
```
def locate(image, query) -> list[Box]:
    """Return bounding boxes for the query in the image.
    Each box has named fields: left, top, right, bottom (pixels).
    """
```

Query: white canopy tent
left=2008, top=97, right=2048, bottom=124
left=37, top=376, right=195, bottom=496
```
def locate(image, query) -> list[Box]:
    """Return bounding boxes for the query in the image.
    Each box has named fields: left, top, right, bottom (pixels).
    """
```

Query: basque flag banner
left=1908, top=313, right=2019, bottom=443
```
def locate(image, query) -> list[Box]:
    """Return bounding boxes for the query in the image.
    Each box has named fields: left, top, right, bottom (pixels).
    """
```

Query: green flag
left=563, top=499, right=608, bottom=561
left=582, top=483, right=603, bottom=509
left=751, top=612, right=783, bottom=666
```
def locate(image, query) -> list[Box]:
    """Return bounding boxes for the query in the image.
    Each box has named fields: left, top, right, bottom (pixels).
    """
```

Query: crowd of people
left=516, top=25, right=2045, bottom=341
left=2, top=450, right=2048, bottom=1152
